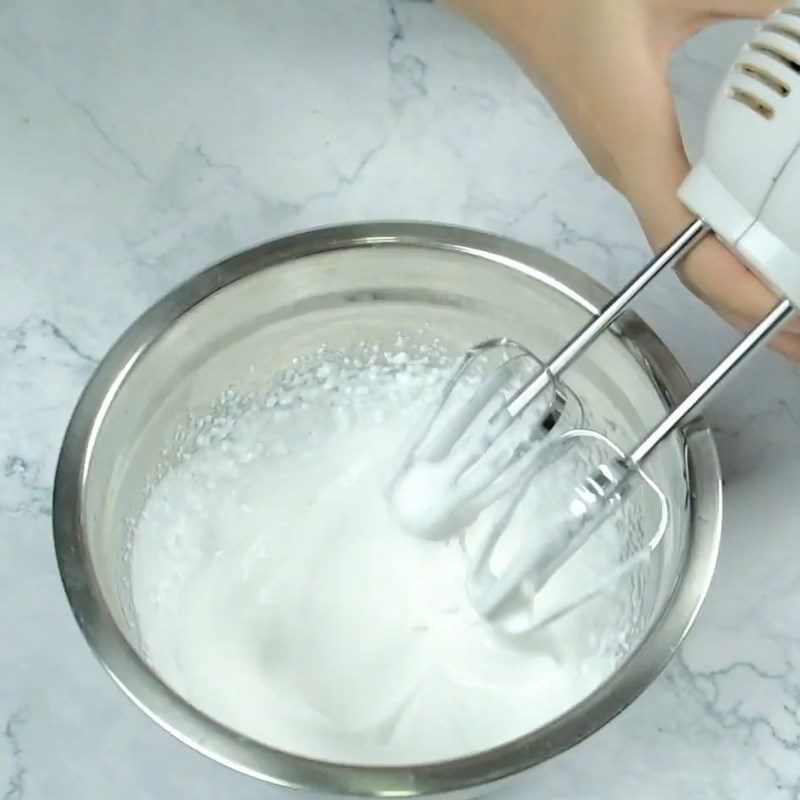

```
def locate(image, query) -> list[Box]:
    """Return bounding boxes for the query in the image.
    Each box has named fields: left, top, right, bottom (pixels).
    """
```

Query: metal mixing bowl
left=53, top=222, right=721, bottom=797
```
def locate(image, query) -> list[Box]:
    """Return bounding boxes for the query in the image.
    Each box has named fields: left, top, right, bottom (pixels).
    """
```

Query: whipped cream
left=131, top=340, right=625, bottom=765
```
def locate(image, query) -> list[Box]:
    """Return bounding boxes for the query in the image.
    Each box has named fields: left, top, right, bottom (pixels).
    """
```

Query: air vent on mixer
left=727, top=9, right=800, bottom=119
left=728, top=87, right=775, bottom=119
left=749, top=42, right=800, bottom=75
left=736, top=63, right=791, bottom=96
left=764, top=21, right=800, bottom=47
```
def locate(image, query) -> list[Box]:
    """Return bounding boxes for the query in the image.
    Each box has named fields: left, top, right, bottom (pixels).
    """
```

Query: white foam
left=131, top=338, right=627, bottom=765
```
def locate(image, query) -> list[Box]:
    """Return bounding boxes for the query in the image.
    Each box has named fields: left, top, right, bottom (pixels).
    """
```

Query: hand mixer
left=387, top=3, right=800, bottom=632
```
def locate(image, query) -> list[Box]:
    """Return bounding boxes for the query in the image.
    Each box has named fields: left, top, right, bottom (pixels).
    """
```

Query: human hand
left=445, top=0, right=800, bottom=359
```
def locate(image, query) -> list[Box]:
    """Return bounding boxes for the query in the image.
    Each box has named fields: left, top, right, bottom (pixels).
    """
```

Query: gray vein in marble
left=53, top=86, right=151, bottom=183
left=302, top=139, right=388, bottom=207
left=393, top=54, right=428, bottom=98
left=550, top=212, right=648, bottom=272
left=2, top=710, right=26, bottom=800
left=386, top=0, right=428, bottom=106
left=671, top=649, right=800, bottom=796
left=2, top=455, right=49, bottom=517
left=0, top=20, right=149, bottom=185
left=713, top=398, right=800, bottom=450
left=387, top=0, right=404, bottom=47
left=187, top=144, right=244, bottom=181
left=504, top=191, right=548, bottom=230
left=3, top=318, right=97, bottom=366
left=777, top=400, right=800, bottom=427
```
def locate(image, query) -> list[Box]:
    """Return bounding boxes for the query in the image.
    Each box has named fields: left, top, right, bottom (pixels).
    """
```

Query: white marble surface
left=2, top=1, right=800, bottom=798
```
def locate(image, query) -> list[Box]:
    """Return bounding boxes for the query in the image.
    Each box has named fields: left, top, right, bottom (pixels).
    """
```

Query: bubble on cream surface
left=131, top=337, right=634, bottom=765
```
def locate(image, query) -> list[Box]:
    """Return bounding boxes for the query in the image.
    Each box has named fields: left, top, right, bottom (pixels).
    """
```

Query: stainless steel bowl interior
left=54, top=223, right=721, bottom=797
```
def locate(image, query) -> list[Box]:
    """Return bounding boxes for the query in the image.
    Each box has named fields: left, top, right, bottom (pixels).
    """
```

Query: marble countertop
left=2, top=1, right=800, bottom=798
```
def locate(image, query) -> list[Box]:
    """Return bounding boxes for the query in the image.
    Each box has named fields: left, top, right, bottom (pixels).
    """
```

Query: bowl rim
left=53, top=221, right=722, bottom=796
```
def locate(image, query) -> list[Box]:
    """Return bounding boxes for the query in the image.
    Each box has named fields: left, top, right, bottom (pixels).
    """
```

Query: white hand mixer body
left=387, top=3, right=800, bottom=633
